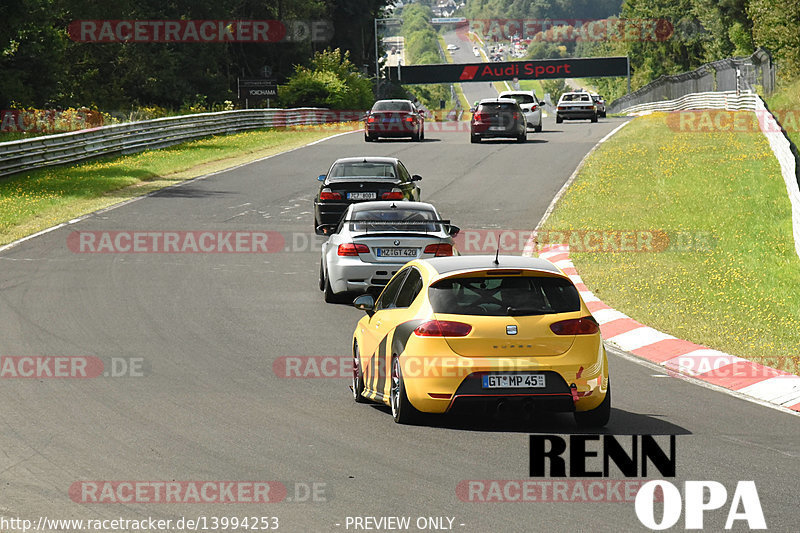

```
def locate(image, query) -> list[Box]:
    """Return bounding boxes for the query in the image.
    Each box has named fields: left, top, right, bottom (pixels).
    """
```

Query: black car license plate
left=347, top=192, right=377, bottom=200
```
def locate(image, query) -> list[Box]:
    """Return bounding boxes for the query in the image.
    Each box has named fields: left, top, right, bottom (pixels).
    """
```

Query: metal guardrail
left=0, top=108, right=360, bottom=178
left=614, top=91, right=758, bottom=115
left=608, top=48, right=774, bottom=115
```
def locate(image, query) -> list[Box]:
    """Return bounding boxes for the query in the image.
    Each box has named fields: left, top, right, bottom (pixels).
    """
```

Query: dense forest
left=0, top=0, right=388, bottom=110
left=2, top=0, right=798, bottom=113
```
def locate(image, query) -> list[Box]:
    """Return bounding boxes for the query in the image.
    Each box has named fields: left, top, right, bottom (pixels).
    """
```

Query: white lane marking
left=0, top=222, right=71, bottom=254
left=718, top=434, right=800, bottom=458
left=223, top=211, right=252, bottom=222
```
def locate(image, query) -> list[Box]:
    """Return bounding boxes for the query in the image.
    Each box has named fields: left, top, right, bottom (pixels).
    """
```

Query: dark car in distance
left=364, top=99, right=425, bottom=142
left=313, top=157, right=422, bottom=234
left=470, top=98, right=527, bottom=143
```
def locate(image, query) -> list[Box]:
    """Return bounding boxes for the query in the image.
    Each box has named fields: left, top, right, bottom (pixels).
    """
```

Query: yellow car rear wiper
left=506, top=307, right=551, bottom=316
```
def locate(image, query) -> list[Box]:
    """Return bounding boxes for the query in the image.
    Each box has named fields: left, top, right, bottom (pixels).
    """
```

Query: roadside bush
left=279, top=49, right=373, bottom=110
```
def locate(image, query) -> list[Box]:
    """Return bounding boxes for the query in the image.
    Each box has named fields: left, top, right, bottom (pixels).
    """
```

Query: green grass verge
left=493, top=81, right=511, bottom=94
left=764, top=77, right=800, bottom=148
left=542, top=112, right=800, bottom=372
left=0, top=131, right=41, bottom=142
left=438, top=36, right=453, bottom=63
left=0, top=124, right=355, bottom=246
left=454, top=85, right=471, bottom=118
left=518, top=80, right=545, bottom=98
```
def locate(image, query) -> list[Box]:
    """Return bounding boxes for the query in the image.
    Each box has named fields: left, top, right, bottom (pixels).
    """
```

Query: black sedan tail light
left=319, top=189, right=342, bottom=201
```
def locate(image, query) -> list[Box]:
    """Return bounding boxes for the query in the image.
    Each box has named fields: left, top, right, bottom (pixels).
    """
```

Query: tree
left=749, top=0, right=800, bottom=78
left=1, top=0, right=392, bottom=112
left=0, top=0, right=68, bottom=108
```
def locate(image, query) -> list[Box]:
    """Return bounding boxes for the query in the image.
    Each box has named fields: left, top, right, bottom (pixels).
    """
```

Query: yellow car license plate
left=482, top=374, right=546, bottom=388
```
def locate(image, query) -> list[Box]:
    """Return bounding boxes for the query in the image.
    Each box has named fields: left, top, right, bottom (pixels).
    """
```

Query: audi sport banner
left=386, top=56, right=628, bottom=84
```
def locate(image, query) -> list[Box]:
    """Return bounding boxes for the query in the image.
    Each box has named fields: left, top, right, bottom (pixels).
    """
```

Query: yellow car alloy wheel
left=390, top=355, right=422, bottom=424
left=352, top=343, right=368, bottom=404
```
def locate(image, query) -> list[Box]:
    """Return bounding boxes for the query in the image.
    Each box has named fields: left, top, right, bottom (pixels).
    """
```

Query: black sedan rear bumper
left=314, top=201, right=349, bottom=233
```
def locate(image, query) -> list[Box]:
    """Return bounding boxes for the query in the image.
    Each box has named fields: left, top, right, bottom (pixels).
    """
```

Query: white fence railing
left=754, top=97, right=800, bottom=259
left=0, top=108, right=362, bottom=178
left=617, top=91, right=800, bottom=259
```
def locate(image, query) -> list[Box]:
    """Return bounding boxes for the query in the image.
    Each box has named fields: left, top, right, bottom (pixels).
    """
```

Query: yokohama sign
left=387, top=57, right=628, bottom=84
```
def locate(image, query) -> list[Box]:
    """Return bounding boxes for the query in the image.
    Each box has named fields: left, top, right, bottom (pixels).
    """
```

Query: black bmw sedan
left=313, top=157, right=422, bottom=234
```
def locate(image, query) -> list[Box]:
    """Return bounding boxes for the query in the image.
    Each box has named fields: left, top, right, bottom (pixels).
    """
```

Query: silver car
left=591, top=94, right=607, bottom=118
left=319, top=201, right=459, bottom=303
left=556, top=91, right=598, bottom=123
left=498, top=90, right=544, bottom=132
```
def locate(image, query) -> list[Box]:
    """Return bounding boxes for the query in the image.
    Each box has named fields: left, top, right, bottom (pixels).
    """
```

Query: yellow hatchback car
left=350, top=255, right=610, bottom=426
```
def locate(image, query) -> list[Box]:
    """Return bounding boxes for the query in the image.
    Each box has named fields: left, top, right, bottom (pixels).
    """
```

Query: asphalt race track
left=1, top=114, right=799, bottom=532
left=442, top=31, right=498, bottom=106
